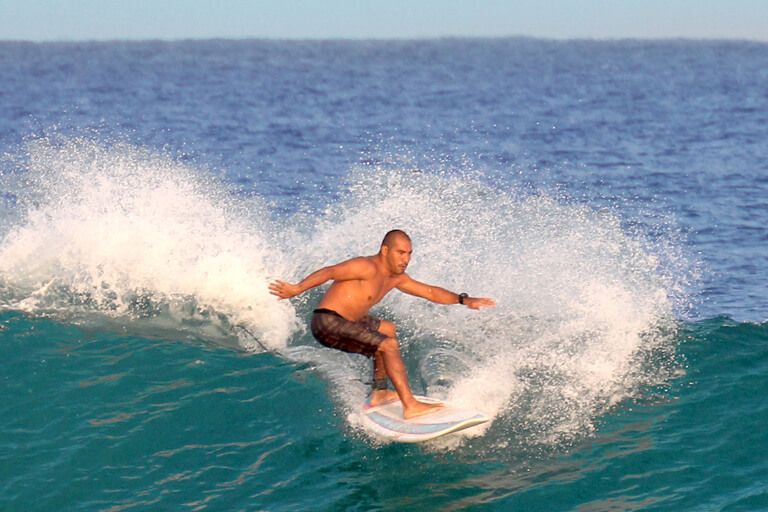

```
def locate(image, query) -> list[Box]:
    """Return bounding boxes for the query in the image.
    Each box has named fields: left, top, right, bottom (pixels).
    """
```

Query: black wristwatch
left=458, top=293, right=469, bottom=305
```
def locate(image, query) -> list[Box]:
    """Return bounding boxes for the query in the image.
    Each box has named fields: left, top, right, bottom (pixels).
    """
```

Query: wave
left=0, top=136, right=691, bottom=449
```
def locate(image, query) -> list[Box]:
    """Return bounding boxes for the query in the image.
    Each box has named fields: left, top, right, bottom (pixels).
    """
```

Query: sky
left=0, top=0, right=766, bottom=42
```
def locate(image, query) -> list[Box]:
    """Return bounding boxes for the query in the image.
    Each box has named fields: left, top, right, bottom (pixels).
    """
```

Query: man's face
left=384, top=237, right=412, bottom=274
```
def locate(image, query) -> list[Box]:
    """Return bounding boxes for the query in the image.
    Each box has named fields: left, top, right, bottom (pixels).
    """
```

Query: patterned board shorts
left=310, top=309, right=387, bottom=358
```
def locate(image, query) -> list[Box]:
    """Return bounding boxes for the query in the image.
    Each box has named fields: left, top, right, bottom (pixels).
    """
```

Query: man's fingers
left=268, top=280, right=290, bottom=299
left=468, top=297, right=497, bottom=309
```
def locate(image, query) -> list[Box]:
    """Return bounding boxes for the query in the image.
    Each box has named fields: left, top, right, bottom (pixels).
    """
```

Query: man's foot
left=403, top=399, right=444, bottom=419
left=369, top=389, right=399, bottom=406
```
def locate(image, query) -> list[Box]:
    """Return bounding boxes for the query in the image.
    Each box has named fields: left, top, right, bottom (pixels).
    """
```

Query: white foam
left=0, top=136, right=299, bottom=349
left=297, top=164, right=686, bottom=446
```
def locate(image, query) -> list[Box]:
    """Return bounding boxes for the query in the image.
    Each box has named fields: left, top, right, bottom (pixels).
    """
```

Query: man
left=269, top=230, right=496, bottom=419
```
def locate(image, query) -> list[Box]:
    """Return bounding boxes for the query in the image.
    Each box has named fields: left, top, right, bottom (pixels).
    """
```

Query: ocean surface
left=1, top=38, right=767, bottom=511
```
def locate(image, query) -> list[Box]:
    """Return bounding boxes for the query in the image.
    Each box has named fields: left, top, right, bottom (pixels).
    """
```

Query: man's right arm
left=269, top=257, right=374, bottom=300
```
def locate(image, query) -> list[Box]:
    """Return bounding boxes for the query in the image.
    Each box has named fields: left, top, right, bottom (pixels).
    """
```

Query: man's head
left=380, top=230, right=412, bottom=274
left=381, top=229, right=411, bottom=249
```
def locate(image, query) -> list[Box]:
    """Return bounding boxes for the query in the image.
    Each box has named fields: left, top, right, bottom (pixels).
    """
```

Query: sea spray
left=286, top=164, right=685, bottom=448
left=0, top=136, right=298, bottom=349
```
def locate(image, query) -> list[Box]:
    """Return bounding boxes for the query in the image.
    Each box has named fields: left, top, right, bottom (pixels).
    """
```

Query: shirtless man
left=269, top=230, right=496, bottom=419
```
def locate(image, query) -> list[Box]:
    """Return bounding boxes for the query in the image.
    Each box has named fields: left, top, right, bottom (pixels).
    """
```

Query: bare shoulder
left=392, top=272, right=417, bottom=288
left=347, top=256, right=378, bottom=271
left=331, top=256, right=378, bottom=280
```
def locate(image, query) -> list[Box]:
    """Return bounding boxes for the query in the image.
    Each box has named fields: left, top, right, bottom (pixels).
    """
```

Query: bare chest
left=326, top=275, right=398, bottom=310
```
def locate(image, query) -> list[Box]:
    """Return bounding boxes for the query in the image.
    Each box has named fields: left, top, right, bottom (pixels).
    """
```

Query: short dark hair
left=381, top=229, right=411, bottom=248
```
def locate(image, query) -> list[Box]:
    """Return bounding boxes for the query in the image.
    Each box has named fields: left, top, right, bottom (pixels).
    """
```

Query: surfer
left=269, top=230, right=496, bottom=419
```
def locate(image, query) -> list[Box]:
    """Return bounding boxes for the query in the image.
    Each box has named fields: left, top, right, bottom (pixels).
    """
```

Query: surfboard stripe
left=367, top=411, right=472, bottom=435
left=362, top=395, right=490, bottom=442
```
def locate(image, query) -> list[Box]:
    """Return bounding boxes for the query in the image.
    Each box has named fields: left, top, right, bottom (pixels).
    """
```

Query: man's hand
left=464, top=297, right=497, bottom=310
left=269, top=280, right=300, bottom=300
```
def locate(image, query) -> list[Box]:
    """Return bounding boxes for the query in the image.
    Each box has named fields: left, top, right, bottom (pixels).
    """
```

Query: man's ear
left=380, top=245, right=388, bottom=257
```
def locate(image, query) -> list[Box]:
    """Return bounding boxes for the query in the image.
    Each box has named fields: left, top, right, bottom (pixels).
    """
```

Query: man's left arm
left=396, top=275, right=497, bottom=310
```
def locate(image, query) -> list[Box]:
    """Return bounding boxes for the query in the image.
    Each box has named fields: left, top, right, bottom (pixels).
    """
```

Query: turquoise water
left=2, top=39, right=768, bottom=510
left=4, top=313, right=767, bottom=510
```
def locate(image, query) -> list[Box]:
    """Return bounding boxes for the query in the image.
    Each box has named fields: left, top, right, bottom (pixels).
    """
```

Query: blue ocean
left=1, top=38, right=767, bottom=511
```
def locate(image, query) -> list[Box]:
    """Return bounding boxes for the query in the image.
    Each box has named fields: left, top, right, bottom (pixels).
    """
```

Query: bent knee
left=378, top=320, right=396, bottom=338
left=377, top=336, right=399, bottom=354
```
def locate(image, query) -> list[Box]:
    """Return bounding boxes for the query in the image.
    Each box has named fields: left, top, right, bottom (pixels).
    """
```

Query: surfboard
left=362, top=396, right=490, bottom=443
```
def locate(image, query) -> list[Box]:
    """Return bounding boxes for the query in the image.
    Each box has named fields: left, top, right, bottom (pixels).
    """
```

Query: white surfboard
left=362, top=396, right=490, bottom=443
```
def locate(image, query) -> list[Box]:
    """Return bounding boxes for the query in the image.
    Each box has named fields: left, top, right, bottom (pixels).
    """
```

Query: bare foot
left=369, top=389, right=399, bottom=406
left=403, top=399, right=444, bottom=419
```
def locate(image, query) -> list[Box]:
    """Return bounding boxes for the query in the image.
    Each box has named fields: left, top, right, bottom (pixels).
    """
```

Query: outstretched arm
left=396, top=275, right=497, bottom=310
left=269, top=257, right=375, bottom=300
left=269, top=272, right=328, bottom=300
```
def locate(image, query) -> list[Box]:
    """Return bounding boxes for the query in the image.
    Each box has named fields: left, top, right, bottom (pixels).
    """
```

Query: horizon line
left=3, top=34, right=767, bottom=44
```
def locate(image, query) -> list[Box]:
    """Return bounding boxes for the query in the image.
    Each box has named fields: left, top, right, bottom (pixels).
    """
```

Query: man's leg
left=375, top=336, right=443, bottom=419
left=370, top=320, right=399, bottom=405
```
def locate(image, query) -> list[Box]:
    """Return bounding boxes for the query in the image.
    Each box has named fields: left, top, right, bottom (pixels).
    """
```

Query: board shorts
left=311, top=309, right=387, bottom=358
